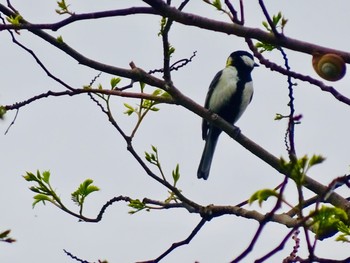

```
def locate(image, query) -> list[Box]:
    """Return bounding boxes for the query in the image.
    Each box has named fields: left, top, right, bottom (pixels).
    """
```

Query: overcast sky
left=1, top=1, right=350, bottom=262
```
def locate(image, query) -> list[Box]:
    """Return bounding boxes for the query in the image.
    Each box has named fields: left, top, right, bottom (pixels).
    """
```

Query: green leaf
left=56, top=35, right=64, bottom=43
left=152, top=89, right=163, bottom=96
left=0, top=230, right=16, bottom=243
left=158, top=17, right=167, bottom=36
left=56, top=0, right=71, bottom=14
left=310, top=206, right=348, bottom=240
left=336, top=235, right=350, bottom=242
left=308, top=154, right=325, bottom=167
left=151, top=145, right=157, bottom=153
left=42, top=171, right=51, bottom=184
left=145, top=152, right=152, bottom=163
left=23, top=172, right=37, bottom=182
left=212, top=0, right=222, bottom=10
left=32, top=194, right=52, bottom=208
left=0, top=106, right=7, bottom=119
left=274, top=113, right=284, bottom=120
left=262, top=21, right=269, bottom=31
left=123, top=103, right=136, bottom=116
left=128, top=199, right=146, bottom=214
left=172, top=164, right=180, bottom=185
left=139, top=82, right=146, bottom=92
left=71, top=179, right=100, bottom=206
left=110, top=77, right=121, bottom=89
left=272, top=12, right=282, bottom=26
left=255, top=41, right=276, bottom=53
left=6, top=14, right=22, bottom=26
left=161, top=91, right=172, bottom=99
left=337, top=221, right=350, bottom=235
left=249, top=189, right=279, bottom=207
left=168, top=46, right=175, bottom=58
left=150, top=107, right=160, bottom=112
left=0, top=230, right=11, bottom=239
left=297, top=155, right=309, bottom=171
left=29, top=186, right=42, bottom=194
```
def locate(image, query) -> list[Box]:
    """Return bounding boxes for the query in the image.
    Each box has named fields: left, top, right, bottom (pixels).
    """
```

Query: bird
left=197, top=50, right=258, bottom=180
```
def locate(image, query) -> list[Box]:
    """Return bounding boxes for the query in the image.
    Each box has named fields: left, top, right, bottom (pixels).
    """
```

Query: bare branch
left=4, top=89, right=174, bottom=112
left=139, top=218, right=207, bottom=263
left=143, top=0, right=350, bottom=62
left=0, top=6, right=158, bottom=31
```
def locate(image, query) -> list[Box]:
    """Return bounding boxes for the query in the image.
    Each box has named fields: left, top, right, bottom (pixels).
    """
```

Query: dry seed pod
left=312, top=53, right=346, bottom=81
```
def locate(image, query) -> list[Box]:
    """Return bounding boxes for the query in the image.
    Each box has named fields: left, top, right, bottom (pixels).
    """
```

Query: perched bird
left=197, top=51, right=258, bottom=180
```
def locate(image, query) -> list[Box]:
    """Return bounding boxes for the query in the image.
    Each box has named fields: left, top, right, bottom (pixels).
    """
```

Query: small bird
left=197, top=51, right=258, bottom=180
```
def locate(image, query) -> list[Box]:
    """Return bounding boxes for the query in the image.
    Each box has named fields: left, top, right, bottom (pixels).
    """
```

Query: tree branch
left=142, top=0, right=350, bottom=62
left=0, top=6, right=158, bottom=31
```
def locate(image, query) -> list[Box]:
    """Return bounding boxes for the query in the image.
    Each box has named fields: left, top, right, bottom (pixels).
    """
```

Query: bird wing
left=201, top=70, right=223, bottom=140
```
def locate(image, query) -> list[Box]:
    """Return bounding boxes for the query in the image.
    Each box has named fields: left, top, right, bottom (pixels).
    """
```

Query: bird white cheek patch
left=241, top=55, right=255, bottom=68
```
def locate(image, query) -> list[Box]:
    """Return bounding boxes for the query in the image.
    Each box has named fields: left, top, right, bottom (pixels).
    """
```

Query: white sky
left=1, top=1, right=350, bottom=262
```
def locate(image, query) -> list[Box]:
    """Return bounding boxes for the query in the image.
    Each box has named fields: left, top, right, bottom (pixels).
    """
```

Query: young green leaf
left=310, top=206, right=348, bottom=240
left=0, top=106, right=6, bottom=119
left=212, top=0, right=222, bottom=10
left=150, top=107, right=160, bottom=112
left=23, top=172, right=37, bottom=182
left=308, top=154, right=325, bottom=167
left=56, top=35, right=64, bottom=43
left=262, top=21, right=269, bottom=31
left=71, top=179, right=100, bottom=207
left=249, top=189, right=279, bottom=207
left=151, top=145, right=157, bottom=153
left=42, top=171, right=51, bottom=184
left=6, top=14, right=22, bottom=26
left=110, top=77, right=121, bottom=89
left=32, top=194, right=53, bottom=208
left=272, top=12, right=282, bottom=26
left=123, top=103, right=136, bottom=116
left=172, top=164, right=180, bottom=185
left=128, top=199, right=146, bottom=214
left=139, top=82, right=146, bottom=92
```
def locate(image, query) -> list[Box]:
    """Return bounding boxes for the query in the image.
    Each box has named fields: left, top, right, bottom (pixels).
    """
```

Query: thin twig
left=138, top=218, right=207, bottom=263
left=231, top=176, right=289, bottom=262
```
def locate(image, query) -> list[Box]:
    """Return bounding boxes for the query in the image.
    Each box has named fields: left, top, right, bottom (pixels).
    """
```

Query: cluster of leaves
left=310, top=206, right=350, bottom=241
left=127, top=146, right=181, bottom=214
left=23, top=170, right=62, bottom=208
left=6, top=14, right=22, bottom=26
left=124, top=83, right=171, bottom=137
left=279, top=154, right=325, bottom=185
left=249, top=155, right=350, bottom=242
left=262, top=12, right=288, bottom=34
left=56, top=0, right=73, bottom=15
left=118, top=146, right=182, bottom=215
left=256, top=12, right=288, bottom=52
left=250, top=155, right=324, bottom=206
left=145, top=145, right=180, bottom=187
left=23, top=170, right=99, bottom=214
left=123, top=88, right=161, bottom=116
left=71, top=179, right=100, bottom=215
left=203, top=0, right=235, bottom=21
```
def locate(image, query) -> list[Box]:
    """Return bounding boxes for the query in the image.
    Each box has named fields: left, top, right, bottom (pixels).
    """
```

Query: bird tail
left=197, top=132, right=219, bottom=180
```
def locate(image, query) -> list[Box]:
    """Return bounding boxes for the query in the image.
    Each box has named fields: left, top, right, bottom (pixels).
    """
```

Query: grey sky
left=1, top=1, right=350, bottom=262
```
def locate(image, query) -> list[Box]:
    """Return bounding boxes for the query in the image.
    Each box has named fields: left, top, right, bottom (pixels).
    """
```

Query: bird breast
left=208, top=67, right=253, bottom=120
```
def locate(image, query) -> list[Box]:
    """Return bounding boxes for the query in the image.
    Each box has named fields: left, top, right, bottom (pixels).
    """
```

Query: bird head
left=226, top=51, right=259, bottom=72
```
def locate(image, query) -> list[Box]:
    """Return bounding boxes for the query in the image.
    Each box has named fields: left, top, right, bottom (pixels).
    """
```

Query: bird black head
left=226, top=51, right=258, bottom=72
